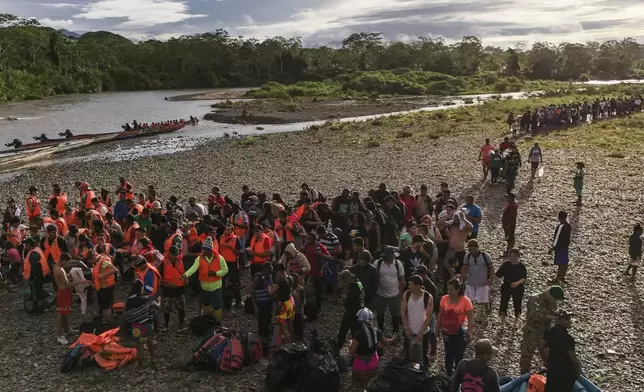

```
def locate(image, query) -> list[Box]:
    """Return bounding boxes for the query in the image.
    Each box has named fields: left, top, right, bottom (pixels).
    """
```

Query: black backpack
left=404, top=290, right=430, bottom=308
left=376, top=258, right=401, bottom=276
left=79, top=315, right=109, bottom=335
left=298, top=353, right=342, bottom=392
left=265, top=342, right=309, bottom=392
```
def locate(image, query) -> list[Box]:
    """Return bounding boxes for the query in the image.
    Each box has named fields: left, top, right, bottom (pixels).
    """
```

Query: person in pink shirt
left=399, top=186, right=417, bottom=225
left=478, top=138, right=495, bottom=179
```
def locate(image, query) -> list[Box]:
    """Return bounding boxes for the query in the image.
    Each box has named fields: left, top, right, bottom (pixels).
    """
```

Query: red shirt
left=500, top=141, right=510, bottom=151
left=399, top=194, right=417, bottom=223
left=501, top=201, right=518, bottom=227
left=303, top=242, right=329, bottom=278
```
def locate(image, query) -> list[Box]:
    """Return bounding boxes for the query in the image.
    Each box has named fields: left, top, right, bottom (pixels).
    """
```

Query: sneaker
left=57, top=336, right=69, bottom=345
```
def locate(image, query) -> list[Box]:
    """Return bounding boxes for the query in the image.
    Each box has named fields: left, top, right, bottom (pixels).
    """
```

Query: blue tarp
left=500, top=373, right=601, bottom=392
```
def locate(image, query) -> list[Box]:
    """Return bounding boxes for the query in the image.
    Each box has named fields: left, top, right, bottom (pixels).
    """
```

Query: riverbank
left=168, top=88, right=252, bottom=101
left=203, top=97, right=445, bottom=124
left=1, top=98, right=643, bottom=391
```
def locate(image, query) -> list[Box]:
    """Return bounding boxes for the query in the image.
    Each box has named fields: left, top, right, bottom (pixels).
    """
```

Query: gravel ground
left=0, top=120, right=642, bottom=391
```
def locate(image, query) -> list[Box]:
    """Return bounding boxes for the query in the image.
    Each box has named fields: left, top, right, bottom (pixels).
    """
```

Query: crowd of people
left=121, top=117, right=197, bottom=132
left=506, top=95, right=644, bottom=136
left=0, top=169, right=605, bottom=391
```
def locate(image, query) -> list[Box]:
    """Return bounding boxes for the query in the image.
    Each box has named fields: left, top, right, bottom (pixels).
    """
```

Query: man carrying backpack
left=335, top=269, right=365, bottom=354
left=462, top=240, right=494, bottom=314
left=370, top=246, right=405, bottom=335
left=452, top=339, right=501, bottom=392
left=401, top=275, right=433, bottom=366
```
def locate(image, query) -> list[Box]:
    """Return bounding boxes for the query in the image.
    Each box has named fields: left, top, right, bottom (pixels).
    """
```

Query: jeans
left=256, top=301, right=273, bottom=339
left=443, top=328, right=466, bottom=376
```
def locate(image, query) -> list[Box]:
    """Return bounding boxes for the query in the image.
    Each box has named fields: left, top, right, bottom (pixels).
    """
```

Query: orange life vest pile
left=70, top=328, right=137, bottom=371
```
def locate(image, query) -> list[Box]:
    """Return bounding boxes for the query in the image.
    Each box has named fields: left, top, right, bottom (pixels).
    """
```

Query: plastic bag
left=265, top=342, right=308, bottom=392
left=298, top=353, right=341, bottom=392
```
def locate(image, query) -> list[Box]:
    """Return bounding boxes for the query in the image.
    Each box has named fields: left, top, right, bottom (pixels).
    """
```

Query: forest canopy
left=2, top=13, right=644, bottom=102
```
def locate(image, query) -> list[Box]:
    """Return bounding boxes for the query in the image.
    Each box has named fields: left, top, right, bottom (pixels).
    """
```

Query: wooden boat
left=0, top=147, right=57, bottom=171
left=0, top=123, right=187, bottom=155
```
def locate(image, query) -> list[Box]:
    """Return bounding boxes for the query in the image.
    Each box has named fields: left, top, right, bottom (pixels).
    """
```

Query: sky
left=2, top=0, right=644, bottom=47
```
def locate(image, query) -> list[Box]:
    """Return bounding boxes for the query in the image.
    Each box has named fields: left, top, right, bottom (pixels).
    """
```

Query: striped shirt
left=124, top=295, right=158, bottom=324
left=318, top=232, right=340, bottom=256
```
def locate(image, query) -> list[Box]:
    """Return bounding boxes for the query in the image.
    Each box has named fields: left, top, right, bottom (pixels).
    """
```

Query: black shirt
left=350, top=264, right=379, bottom=304
left=344, top=279, right=365, bottom=313
left=629, top=233, right=642, bottom=259
left=276, top=279, right=292, bottom=302
left=354, top=325, right=382, bottom=357
left=399, top=246, right=427, bottom=279
left=452, top=359, right=500, bottom=392
left=552, top=222, right=572, bottom=250
left=495, top=261, right=527, bottom=289
left=543, top=325, right=577, bottom=378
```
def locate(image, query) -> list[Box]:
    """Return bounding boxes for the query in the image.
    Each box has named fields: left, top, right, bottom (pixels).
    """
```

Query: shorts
left=444, top=249, right=466, bottom=272
left=369, top=294, right=401, bottom=317
left=465, top=285, right=490, bottom=303
left=276, top=297, right=295, bottom=324
left=131, top=322, right=153, bottom=343
left=352, top=352, right=379, bottom=387
left=554, top=249, right=569, bottom=266
left=162, top=295, right=186, bottom=314
left=97, top=286, right=115, bottom=310
left=57, top=288, right=73, bottom=316
left=482, top=160, right=491, bottom=168
left=201, top=288, right=222, bottom=309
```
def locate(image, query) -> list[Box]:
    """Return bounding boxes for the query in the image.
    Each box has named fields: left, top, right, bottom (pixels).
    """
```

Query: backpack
left=60, top=344, right=88, bottom=373
left=464, top=252, right=492, bottom=279
left=219, top=335, right=244, bottom=373
left=405, top=291, right=430, bottom=308
left=376, top=258, right=401, bottom=276
left=367, top=359, right=428, bottom=392
left=79, top=315, right=110, bottom=335
left=461, top=371, right=485, bottom=392
left=190, top=314, right=216, bottom=336
left=265, top=342, right=309, bottom=392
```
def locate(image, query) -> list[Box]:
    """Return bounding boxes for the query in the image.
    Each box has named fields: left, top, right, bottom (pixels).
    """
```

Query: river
left=0, top=80, right=640, bottom=170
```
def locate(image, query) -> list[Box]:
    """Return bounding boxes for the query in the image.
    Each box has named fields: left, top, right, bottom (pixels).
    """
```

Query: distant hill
left=59, top=29, right=81, bottom=39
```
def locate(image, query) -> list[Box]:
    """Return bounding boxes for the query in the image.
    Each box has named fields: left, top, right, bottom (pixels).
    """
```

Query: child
left=339, top=248, right=353, bottom=270
left=124, top=279, right=159, bottom=366
left=291, top=272, right=306, bottom=342
left=625, top=224, right=643, bottom=278
left=270, top=264, right=294, bottom=345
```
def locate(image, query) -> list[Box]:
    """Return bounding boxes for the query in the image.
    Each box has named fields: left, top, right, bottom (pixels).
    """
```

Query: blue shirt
left=142, top=269, right=157, bottom=296
left=462, top=204, right=482, bottom=233
left=113, top=200, right=129, bottom=221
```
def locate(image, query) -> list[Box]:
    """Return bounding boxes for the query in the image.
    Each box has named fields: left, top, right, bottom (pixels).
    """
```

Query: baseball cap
left=474, top=339, right=499, bottom=356
left=382, top=246, right=398, bottom=257
left=549, top=285, right=565, bottom=300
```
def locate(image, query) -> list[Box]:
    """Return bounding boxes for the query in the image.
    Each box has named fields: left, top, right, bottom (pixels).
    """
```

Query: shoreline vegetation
left=1, top=91, right=643, bottom=392
left=3, top=13, right=644, bottom=103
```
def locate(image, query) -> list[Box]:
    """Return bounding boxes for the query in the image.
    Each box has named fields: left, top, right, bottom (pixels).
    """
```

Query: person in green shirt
left=490, top=149, right=503, bottom=183
left=573, top=162, right=585, bottom=206
left=182, top=237, right=228, bottom=322
left=133, top=208, right=153, bottom=231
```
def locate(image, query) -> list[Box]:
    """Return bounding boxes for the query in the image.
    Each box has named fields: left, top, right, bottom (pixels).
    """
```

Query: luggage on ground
left=265, top=342, right=309, bottom=392
left=298, top=353, right=342, bottom=392
left=367, top=359, right=429, bottom=392
left=190, top=314, right=216, bottom=336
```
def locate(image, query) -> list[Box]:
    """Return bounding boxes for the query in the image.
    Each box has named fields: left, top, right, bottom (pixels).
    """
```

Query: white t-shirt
left=407, top=292, right=430, bottom=335
left=529, top=147, right=541, bottom=163
left=373, top=259, right=405, bottom=298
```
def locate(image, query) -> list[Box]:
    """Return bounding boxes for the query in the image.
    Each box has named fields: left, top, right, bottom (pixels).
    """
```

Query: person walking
left=436, top=278, right=474, bottom=377
left=462, top=239, right=494, bottom=313
left=479, top=139, right=495, bottom=179
left=625, top=224, right=642, bottom=278
left=501, top=193, right=518, bottom=256
left=335, top=269, right=365, bottom=354
left=495, top=248, right=527, bottom=328
left=539, top=309, right=581, bottom=392
left=573, top=162, right=585, bottom=206
left=401, top=275, right=433, bottom=366
left=371, top=246, right=405, bottom=336
left=548, top=211, right=572, bottom=284
left=461, top=196, right=482, bottom=240
left=53, top=253, right=75, bottom=344
left=519, top=286, right=563, bottom=374
left=158, top=246, right=187, bottom=331
left=527, top=142, right=543, bottom=179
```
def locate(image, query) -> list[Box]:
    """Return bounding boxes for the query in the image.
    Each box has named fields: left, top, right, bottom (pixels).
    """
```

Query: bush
left=494, top=80, right=509, bottom=92
left=578, top=73, right=590, bottom=82
left=484, top=74, right=499, bottom=85
left=396, top=130, right=413, bottom=138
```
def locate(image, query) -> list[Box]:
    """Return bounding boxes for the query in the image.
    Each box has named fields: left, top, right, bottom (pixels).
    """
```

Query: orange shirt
left=439, top=295, right=473, bottom=335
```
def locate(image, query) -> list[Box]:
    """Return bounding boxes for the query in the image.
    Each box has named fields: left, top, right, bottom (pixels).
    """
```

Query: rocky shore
left=0, top=110, right=642, bottom=391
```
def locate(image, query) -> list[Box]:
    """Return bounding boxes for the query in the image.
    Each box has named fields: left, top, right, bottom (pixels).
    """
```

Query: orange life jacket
left=135, top=263, right=161, bottom=296
left=527, top=374, right=546, bottom=392
left=23, top=248, right=50, bottom=280
left=130, top=204, right=143, bottom=216
left=274, top=219, right=295, bottom=243
left=219, top=233, right=239, bottom=263
left=49, top=193, right=68, bottom=216
left=92, top=255, right=116, bottom=290
left=26, top=195, right=41, bottom=219
left=55, top=217, right=69, bottom=236
left=122, top=222, right=139, bottom=244
left=197, top=254, right=222, bottom=283
left=249, top=233, right=271, bottom=265
left=99, top=195, right=112, bottom=208
left=164, top=231, right=182, bottom=253
left=43, top=236, right=62, bottom=263
left=162, top=256, right=185, bottom=287
left=82, top=189, right=96, bottom=210
left=6, top=225, right=25, bottom=246
left=64, top=209, right=79, bottom=227
left=232, top=212, right=249, bottom=238
left=74, top=245, right=90, bottom=260
left=187, top=227, right=198, bottom=246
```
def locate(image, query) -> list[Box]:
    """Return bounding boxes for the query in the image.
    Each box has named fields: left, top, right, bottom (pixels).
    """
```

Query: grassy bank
left=245, top=70, right=580, bottom=99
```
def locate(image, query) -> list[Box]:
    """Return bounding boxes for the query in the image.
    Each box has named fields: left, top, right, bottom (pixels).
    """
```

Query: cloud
left=74, top=0, right=207, bottom=28
left=37, top=2, right=81, bottom=8
left=39, top=17, right=74, bottom=29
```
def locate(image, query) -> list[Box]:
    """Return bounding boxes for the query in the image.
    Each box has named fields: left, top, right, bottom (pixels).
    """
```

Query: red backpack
left=219, top=335, right=244, bottom=373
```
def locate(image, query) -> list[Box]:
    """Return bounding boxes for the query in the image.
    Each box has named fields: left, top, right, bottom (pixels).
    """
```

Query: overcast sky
left=2, top=0, right=644, bottom=47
